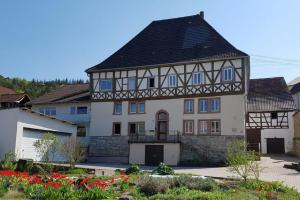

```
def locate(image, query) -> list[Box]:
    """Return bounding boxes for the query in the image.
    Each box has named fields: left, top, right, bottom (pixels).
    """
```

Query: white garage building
left=0, top=107, right=77, bottom=161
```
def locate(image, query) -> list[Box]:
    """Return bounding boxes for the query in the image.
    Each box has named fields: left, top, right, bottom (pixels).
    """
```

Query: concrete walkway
left=77, top=155, right=300, bottom=191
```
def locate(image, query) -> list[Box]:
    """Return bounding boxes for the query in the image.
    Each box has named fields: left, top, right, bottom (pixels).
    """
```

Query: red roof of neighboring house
left=0, top=93, right=29, bottom=103
left=0, top=86, right=16, bottom=95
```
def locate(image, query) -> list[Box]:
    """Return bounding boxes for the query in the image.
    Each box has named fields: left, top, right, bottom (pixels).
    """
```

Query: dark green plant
left=152, top=163, right=174, bottom=175
left=126, top=164, right=140, bottom=175
left=0, top=152, right=17, bottom=170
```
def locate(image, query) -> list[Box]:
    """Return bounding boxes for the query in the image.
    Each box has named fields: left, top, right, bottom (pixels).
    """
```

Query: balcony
left=55, top=113, right=90, bottom=124
left=128, top=130, right=181, bottom=143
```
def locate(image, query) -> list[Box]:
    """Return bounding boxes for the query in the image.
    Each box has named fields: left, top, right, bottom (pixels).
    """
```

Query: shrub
left=0, top=152, right=17, bottom=170
left=126, top=164, right=140, bottom=175
left=60, top=137, right=85, bottom=169
left=137, top=176, right=170, bottom=195
left=226, top=140, right=261, bottom=182
left=172, top=176, right=218, bottom=192
left=152, top=163, right=174, bottom=175
left=66, top=168, right=87, bottom=175
left=34, top=133, right=60, bottom=163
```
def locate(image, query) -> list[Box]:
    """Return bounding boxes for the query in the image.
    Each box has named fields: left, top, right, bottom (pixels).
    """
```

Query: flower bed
left=0, top=170, right=130, bottom=200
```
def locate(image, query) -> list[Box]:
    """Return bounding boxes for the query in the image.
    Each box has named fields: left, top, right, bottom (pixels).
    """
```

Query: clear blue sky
left=0, top=0, right=299, bottom=82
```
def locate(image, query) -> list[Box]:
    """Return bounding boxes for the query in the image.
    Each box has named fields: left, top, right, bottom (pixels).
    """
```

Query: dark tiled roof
left=290, top=82, right=300, bottom=95
left=0, top=86, right=16, bottom=95
left=247, top=77, right=296, bottom=112
left=30, top=84, right=90, bottom=105
left=86, top=14, right=248, bottom=72
left=0, top=93, right=28, bottom=103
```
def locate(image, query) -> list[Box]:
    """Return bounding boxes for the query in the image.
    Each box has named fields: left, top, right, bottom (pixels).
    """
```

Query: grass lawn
left=0, top=190, right=28, bottom=200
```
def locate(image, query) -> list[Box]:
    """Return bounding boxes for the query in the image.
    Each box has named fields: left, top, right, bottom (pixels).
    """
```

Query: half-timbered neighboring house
left=246, top=77, right=296, bottom=154
left=85, top=13, right=250, bottom=165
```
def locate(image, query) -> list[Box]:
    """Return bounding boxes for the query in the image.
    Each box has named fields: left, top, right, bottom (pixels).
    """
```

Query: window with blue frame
left=192, top=72, right=205, bottom=85
left=100, top=79, right=112, bottom=91
left=168, top=74, right=177, bottom=87
left=222, top=67, right=234, bottom=82
left=198, top=99, right=208, bottom=113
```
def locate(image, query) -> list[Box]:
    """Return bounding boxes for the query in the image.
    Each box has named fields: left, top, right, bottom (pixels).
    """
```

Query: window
left=128, top=122, right=145, bottom=135
left=198, top=120, right=209, bottom=134
left=222, top=67, right=234, bottom=82
left=77, top=106, right=88, bottom=114
left=128, top=77, right=136, bottom=90
left=211, top=120, right=221, bottom=134
left=77, top=126, right=86, bottom=137
left=184, top=99, right=194, bottom=114
left=39, top=107, right=56, bottom=116
left=114, top=102, right=122, bottom=115
left=271, top=112, right=278, bottom=119
left=192, top=72, right=205, bottom=85
left=100, top=79, right=112, bottom=91
left=129, top=102, right=145, bottom=114
left=148, top=77, right=155, bottom=88
left=183, top=120, right=194, bottom=134
left=70, top=107, right=76, bottom=115
left=211, top=98, right=220, bottom=112
left=113, top=123, right=121, bottom=135
left=199, top=99, right=209, bottom=113
left=168, top=74, right=177, bottom=87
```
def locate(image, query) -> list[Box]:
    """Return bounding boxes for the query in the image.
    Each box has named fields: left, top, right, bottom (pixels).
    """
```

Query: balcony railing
left=128, top=130, right=181, bottom=143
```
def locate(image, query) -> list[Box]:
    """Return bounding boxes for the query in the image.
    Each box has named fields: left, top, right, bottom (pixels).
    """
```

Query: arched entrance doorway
left=156, top=110, right=169, bottom=140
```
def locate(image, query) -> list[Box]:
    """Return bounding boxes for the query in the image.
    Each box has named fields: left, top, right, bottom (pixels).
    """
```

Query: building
left=0, top=108, right=76, bottom=161
left=29, top=84, right=91, bottom=137
left=288, top=77, right=300, bottom=155
left=0, top=86, right=30, bottom=108
left=246, top=77, right=296, bottom=154
left=85, top=13, right=250, bottom=165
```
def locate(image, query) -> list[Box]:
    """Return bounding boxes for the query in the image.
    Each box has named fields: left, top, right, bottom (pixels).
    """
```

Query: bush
left=126, top=164, right=140, bottom=175
left=0, top=152, right=17, bottom=170
left=172, top=176, right=218, bottom=192
left=152, top=163, right=174, bottom=175
left=137, top=176, right=170, bottom=195
left=66, top=168, right=87, bottom=175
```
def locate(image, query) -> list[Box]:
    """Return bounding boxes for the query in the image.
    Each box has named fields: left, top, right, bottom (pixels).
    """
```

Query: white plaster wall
left=129, top=143, right=180, bottom=165
left=32, top=102, right=91, bottom=134
left=15, top=109, right=77, bottom=158
left=90, top=94, right=245, bottom=136
left=0, top=108, right=18, bottom=159
left=260, top=112, right=294, bottom=154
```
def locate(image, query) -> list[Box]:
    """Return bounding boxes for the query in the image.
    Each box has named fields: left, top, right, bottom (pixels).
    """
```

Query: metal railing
left=128, top=130, right=181, bottom=143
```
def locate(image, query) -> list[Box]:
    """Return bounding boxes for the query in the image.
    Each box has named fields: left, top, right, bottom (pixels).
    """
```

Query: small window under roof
left=182, top=25, right=210, bottom=49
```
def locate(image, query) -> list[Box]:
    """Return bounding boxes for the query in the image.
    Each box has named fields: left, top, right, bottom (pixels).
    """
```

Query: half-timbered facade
left=246, top=77, right=296, bottom=154
left=86, top=13, right=250, bottom=165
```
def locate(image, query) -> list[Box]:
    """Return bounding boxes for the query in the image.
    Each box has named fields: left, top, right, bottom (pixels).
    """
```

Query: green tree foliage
left=0, top=75, right=88, bottom=98
left=33, top=133, right=60, bottom=163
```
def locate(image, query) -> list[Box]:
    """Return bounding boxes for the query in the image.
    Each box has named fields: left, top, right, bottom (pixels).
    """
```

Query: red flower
left=94, top=179, right=108, bottom=189
left=80, top=177, right=92, bottom=185
left=44, top=181, right=62, bottom=189
left=110, top=177, right=115, bottom=184
left=29, top=176, right=42, bottom=184
left=51, top=172, right=66, bottom=180
left=0, top=170, right=17, bottom=177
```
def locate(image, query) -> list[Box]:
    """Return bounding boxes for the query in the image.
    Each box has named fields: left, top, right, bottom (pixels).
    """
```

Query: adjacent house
left=0, top=107, right=76, bottom=161
left=246, top=77, right=296, bottom=154
left=0, top=86, right=30, bottom=108
left=85, top=13, right=250, bottom=165
left=29, top=84, right=90, bottom=138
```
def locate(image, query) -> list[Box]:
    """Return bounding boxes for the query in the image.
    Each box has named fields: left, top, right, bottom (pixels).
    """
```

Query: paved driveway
left=77, top=155, right=300, bottom=191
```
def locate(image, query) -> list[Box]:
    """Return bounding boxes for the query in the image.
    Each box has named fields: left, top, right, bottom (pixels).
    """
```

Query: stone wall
left=180, top=135, right=244, bottom=163
left=87, top=136, right=129, bottom=163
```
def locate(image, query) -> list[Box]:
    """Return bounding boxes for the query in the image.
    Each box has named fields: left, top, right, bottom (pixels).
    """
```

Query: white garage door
left=21, top=129, right=70, bottom=162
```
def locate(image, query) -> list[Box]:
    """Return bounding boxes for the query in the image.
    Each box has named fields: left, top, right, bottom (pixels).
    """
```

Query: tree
left=60, top=137, right=85, bottom=169
left=226, top=140, right=262, bottom=182
left=34, top=133, right=60, bottom=163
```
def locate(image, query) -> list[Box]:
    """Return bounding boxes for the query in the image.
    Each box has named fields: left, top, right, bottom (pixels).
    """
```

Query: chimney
left=199, top=11, right=204, bottom=18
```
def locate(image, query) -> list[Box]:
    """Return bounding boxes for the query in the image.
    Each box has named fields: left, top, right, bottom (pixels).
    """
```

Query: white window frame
left=114, top=102, right=122, bottom=115
left=211, top=98, right=220, bottom=112
left=100, top=79, right=113, bottom=91
left=192, top=71, right=205, bottom=85
left=129, top=102, right=145, bottom=114
left=184, top=99, right=194, bottom=113
left=198, top=120, right=209, bottom=135
left=183, top=120, right=194, bottom=134
left=128, top=122, right=145, bottom=135
left=211, top=120, right=221, bottom=135
left=168, top=74, right=177, bottom=87
left=199, top=99, right=209, bottom=113
left=128, top=77, right=136, bottom=90
left=222, top=67, right=234, bottom=82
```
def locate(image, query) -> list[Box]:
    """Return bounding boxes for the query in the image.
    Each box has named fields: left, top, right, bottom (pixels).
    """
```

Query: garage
left=266, top=138, right=285, bottom=154
left=145, top=145, right=164, bottom=166
left=21, top=128, right=71, bottom=161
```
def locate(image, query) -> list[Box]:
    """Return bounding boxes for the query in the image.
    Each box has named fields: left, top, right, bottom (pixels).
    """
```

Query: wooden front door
left=145, top=145, right=164, bottom=166
left=246, top=129, right=261, bottom=152
left=267, top=138, right=285, bottom=154
left=156, top=110, right=169, bottom=140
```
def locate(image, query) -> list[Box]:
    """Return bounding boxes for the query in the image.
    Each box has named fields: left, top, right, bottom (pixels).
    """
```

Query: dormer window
left=100, top=79, right=112, bottom=91
left=222, top=67, right=234, bottom=82
left=168, top=74, right=177, bottom=87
